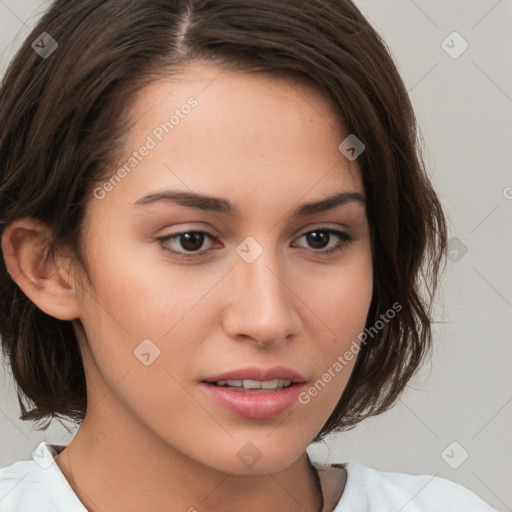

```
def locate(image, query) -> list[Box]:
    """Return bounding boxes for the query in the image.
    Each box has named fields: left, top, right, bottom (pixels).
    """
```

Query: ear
left=1, top=218, right=81, bottom=320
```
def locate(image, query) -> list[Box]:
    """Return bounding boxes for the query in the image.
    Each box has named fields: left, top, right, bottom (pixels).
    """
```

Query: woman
left=0, top=1, right=497, bottom=510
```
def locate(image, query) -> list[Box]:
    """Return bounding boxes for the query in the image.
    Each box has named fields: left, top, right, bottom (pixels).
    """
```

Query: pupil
left=181, top=232, right=204, bottom=251
left=308, top=231, right=329, bottom=249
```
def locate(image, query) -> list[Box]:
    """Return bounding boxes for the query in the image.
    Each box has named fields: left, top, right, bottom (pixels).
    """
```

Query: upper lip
left=202, top=366, right=307, bottom=383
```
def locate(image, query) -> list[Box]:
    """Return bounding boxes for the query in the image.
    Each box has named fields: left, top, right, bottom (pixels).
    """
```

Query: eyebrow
left=134, top=190, right=366, bottom=217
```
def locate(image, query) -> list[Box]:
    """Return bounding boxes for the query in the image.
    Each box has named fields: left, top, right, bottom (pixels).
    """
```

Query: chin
left=222, top=443, right=305, bottom=476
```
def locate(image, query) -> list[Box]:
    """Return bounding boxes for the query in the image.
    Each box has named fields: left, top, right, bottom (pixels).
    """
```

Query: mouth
left=202, top=365, right=307, bottom=386
left=205, top=379, right=295, bottom=393
left=199, top=366, right=308, bottom=419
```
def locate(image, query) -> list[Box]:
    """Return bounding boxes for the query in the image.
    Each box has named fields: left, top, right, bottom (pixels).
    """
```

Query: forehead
left=92, top=61, right=363, bottom=215
left=125, top=60, right=343, bottom=130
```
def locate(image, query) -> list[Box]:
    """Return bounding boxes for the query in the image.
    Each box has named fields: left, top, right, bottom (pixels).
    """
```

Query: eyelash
left=157, top=228, right=355, bottom=259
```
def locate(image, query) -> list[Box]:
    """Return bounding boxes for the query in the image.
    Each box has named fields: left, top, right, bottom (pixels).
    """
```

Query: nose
left=222, top=246, right=301, bottom=347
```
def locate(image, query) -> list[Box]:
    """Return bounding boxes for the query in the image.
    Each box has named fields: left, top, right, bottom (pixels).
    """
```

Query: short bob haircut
left=0, top=0, right=447, bottom=441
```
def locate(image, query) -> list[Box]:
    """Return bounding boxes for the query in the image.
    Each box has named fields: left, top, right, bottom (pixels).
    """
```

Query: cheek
left=299, top=253, right=373, bottom=399
left=307, top=253, right=373, bottom=339
left=78, top=234, right=219, bottom=340
left=74, top=247, right=211, bottom=431
left=74, top=236, right=226, bottom=406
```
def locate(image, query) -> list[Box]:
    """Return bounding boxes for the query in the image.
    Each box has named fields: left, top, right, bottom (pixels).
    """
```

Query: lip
left=199, top=381, right=307, bottom=419
left=202, top=366, right=307, bottom=383
left=200, top=366, right=307, bottom=420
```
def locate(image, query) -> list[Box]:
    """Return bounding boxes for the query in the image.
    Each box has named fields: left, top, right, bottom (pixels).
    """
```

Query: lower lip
left=199, top=382, right=306, bottom=419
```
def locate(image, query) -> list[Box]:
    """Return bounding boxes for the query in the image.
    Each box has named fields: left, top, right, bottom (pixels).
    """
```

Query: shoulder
left=325, top=461, right=497, bottom=512
left=0, top=442, right=86, bottom=512
left=0, top=457, right=50, bottom=511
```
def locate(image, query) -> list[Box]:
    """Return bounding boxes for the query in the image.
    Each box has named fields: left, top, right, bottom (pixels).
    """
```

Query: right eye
left=157, top=231, right=217, bottom=258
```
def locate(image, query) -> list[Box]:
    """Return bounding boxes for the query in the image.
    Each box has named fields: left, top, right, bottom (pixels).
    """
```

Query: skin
left=2, top=61, right=373, bottom=512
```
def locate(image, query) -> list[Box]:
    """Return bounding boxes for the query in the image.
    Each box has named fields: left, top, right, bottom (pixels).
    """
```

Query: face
left=71, top=61, right=373, bottom=475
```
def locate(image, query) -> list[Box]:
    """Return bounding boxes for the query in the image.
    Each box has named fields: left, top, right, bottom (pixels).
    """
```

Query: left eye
left=158, top=228, right=354, bottom=258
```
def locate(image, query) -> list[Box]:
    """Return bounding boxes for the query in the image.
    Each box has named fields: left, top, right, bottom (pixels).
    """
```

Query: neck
left=55, top=412, right=324, bottom=512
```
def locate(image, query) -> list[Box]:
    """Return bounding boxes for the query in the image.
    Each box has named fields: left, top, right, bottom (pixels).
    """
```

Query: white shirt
left=0, top=441, right=497, bottom=511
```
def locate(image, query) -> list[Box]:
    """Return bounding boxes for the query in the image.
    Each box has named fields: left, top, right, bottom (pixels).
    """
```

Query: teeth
left=214, top=379, right=292, bottom=389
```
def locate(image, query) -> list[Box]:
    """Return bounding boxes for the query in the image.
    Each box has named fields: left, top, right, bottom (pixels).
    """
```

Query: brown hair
left=0, top=0, right=447, bottom=440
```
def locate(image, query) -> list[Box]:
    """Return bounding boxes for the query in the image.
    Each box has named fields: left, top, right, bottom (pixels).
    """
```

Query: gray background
left=0, top=1, right=510, bottom=510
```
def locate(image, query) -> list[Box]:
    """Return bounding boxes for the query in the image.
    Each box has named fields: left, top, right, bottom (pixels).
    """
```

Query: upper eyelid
left=161, top=226, right=351, bottom=248
left=163, top=225, right=350, bottom=239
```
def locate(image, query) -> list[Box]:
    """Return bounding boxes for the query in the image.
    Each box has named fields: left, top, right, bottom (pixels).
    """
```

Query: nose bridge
left=237, top=235, right=289, bottom=309
left=225, top=234, right=298, bottom=343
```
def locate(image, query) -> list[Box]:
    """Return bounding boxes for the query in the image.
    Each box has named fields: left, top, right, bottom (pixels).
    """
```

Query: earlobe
left=1, top=218, right=81, bottom=320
